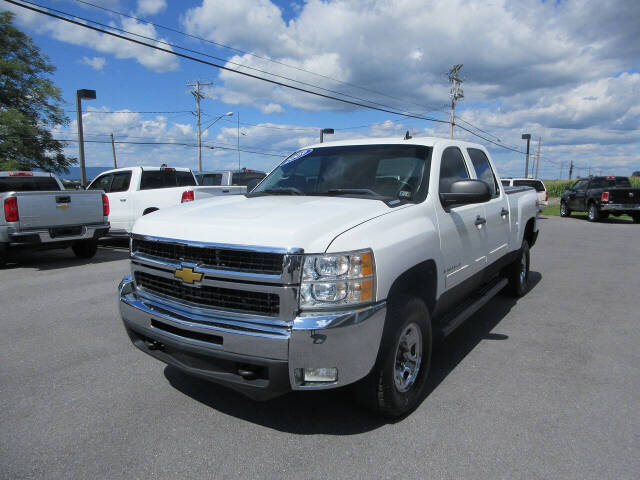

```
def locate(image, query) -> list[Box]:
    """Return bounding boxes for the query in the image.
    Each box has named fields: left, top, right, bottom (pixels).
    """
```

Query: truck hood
left=132, top=195, right=406, bottom=253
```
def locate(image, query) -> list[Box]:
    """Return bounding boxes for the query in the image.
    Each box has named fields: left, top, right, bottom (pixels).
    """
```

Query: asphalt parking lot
left=1, top=216, right=639, bottom=479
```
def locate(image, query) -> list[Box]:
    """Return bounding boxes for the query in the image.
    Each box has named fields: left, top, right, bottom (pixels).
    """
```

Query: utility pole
left=569, top=160, right=574, bottom=180
left=110, top=133, right=117, bottom=169
left=559, top=161, right=564, bottom=180
left=522, top=134, right=531, bottom=178
left=187, top=80, right=212, bottom=173
left=237, top=111, right=240, bottom=171
left=447, top=64, right=464, bottom=139
left=75, top=89, right=96, bottom=186
left=588, top=166, right=591, bottom=176
left=534, top=137, right=541, bottom=179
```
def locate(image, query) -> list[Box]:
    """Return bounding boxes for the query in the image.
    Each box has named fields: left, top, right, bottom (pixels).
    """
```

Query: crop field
left=543, top=177, right=640, bottom=198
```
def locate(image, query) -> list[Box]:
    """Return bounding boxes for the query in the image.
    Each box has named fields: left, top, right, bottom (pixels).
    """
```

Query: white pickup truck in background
left=1, top=171, right=110, bottom=266
left=87, top=166, right=245, bottom=236
left=118, top=137, right=539, bottom=417
left=197, top=169, right=267, bottom=192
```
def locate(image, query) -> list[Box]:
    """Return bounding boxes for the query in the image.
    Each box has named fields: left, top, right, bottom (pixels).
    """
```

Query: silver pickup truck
left=1, top=171, right=110, bottom=266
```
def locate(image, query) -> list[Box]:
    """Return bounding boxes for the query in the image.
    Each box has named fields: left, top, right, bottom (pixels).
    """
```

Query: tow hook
left=145, top=340, right=164, bottom=351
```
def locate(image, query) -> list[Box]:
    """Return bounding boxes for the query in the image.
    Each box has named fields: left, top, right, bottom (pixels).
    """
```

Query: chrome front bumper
left=118, top=275, right=386, bottom=399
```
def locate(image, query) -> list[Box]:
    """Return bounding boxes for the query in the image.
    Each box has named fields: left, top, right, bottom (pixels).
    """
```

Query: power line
left=70, top=0, right=449, bottom=115
left=64, top=109, right=193, bottom=114
left=24, top=0, right=444, bottom=117
left=6, top=0, right=529, bottom=155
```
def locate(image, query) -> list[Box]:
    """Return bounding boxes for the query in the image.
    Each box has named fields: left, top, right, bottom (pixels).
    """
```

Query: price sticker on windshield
left=281, top=148, right=313, bottom=166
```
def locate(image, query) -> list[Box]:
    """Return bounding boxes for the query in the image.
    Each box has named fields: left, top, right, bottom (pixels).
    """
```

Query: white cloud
left=137, top=0, right=167, bottom=16
left=7, top=3, right=178, bottom=73
left=80, top=56, right=106, bottom=71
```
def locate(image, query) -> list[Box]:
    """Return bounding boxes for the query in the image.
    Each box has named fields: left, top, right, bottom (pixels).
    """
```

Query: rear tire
left=560, top=201, right=571, bottom=217
left=353, top=295, right=432, bottom=418
left=506, top=240, right=530, bottom=297
left=0, top=243, right=7, bottom=268
left=72, top=240, right=98, bottom=259
left=587, top=203, right=600, bottom=222
left=632, top=214, right=640, bottom=224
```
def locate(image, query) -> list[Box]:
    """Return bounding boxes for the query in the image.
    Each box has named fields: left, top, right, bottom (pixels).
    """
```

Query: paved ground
left=1, top=216, right=639, bottom=479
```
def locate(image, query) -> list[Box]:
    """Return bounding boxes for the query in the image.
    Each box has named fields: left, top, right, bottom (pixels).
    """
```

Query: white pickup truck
left=118, top=137, right=539, bottom=417
left=197, top=169, right=267, bottom=191
left=1, top=171, right=110, bottom=266
left=87, top=166, right=245, bottom=236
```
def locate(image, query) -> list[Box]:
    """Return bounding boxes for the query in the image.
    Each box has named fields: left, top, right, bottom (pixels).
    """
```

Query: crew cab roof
left=303, top=136, right=486, bottom=150
left=94, top=166, right=193, bottom=176
left=0, top=171, right=57, bottom=177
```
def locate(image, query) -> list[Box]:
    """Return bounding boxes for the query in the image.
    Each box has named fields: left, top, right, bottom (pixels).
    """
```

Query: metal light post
left=200, top=112, right=233, bottom=172
left=320, top=128, right=334, bottom=143
left=521, top=133, right=531, bottom=179
left=75, top=89, right=96, bottom=186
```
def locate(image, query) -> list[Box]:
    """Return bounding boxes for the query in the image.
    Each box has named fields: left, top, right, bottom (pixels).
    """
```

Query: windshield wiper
left=261, top=187, right=303, bottom=195
left=324, top=188, right=379, bottom=196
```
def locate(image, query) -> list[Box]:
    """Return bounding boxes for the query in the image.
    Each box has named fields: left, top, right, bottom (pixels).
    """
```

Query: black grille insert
left=132, top=239, right=284, bottom=275
left=135, top=271, right=280, bottom=316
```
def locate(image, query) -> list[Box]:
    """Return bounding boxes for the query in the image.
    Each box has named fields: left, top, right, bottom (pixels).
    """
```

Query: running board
left=440, top=277, right=508, bottom=337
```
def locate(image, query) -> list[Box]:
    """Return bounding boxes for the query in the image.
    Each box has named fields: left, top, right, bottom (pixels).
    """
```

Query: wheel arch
left=523, top=217, right=537, bottom=247
left=386, top=260, right=437, bottom=315
left=142, top=207, right=159, bottom=216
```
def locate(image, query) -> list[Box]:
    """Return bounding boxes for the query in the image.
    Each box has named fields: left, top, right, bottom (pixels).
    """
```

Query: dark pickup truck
left=560, top=176, right=640, bottom=222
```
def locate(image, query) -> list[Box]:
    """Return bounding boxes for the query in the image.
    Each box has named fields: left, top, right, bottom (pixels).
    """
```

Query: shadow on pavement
left=164, top=271, right=542, bottom=434
left=2, top=242, right=129, bottom=271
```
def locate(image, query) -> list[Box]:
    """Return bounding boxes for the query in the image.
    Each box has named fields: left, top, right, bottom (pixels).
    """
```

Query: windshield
left=251, top=144, right=432, bottom=203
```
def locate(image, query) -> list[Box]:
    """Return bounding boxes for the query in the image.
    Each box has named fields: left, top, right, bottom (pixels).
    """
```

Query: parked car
left=86, top=166, right=246, bottom=236
left=197, top=169, right=266, bottom=192
left=1, top=171, right=110, bottom=266
left=118, top=136, right=539, bottom=417
left=501, top=178, right=548, bottom=210
left=560, top=176, right=640, bottom=222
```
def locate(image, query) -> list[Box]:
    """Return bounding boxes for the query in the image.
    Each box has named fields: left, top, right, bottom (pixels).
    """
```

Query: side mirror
left=440, top=179, right=491, bottom=208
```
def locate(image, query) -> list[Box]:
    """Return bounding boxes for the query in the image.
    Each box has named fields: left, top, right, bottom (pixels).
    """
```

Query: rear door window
left=109, top=172, right=131, bottom=192
left=513, top=180, right=545, bottom=192
left=501, top=180, right=511, bottom=187
left=231, top=172, right=266, bottom=186
left=140, top=170, right=195, bottom=190
left=0, top=176, right=62, bottom=192
left=467, top=148, right=499, bottom=197
left=199, top=174, right=223, bottom=186
left=439, top=147, right=469, bottom=194
left=88, top=174, right=113, bottom=192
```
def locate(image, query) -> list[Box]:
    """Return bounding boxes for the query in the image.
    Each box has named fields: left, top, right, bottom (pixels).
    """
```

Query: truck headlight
left=300, top=250, right=375, bottom=309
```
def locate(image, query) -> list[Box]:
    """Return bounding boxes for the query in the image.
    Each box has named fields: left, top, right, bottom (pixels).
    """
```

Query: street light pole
left=320, top=128, right=334, bottom=143
left=75, top=89, right=96, bottom=186
left=237, top=112, right=240, bottom=171
left=521, top=133, right=531, bottom=178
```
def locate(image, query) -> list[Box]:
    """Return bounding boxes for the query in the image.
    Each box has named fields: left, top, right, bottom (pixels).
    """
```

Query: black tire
left=560, top=201, right=571, bottom=217
left=506, top=240, right=530, bottom=297
left=587, top=202, right=599, bottom=222
left=0, top=243, right=7, bottom=268
left=71, top=240, right=98, bottom=259
left=632, top=214, right=640, bottom=224
left=353, top=295, right=432, bottom=418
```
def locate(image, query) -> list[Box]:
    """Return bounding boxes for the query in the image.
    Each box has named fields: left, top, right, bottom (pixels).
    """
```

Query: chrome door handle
left=501, top=208, right=509, bottom=217
left=120, top=198, right=127, bottom=202
left=475, top=216, right=487, bottom=227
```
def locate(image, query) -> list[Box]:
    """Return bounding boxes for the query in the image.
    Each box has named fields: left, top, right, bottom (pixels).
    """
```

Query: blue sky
left=5, top=0, right=640, bottom=179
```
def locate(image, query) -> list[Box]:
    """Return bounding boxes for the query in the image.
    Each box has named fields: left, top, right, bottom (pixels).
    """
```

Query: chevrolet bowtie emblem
left=174, top=266, right=203, bottom=284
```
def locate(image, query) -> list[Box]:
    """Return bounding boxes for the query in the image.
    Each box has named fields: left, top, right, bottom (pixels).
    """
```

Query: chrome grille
left=134, top=271, right=280, bottom=316
left=132, top=239, right=284, bottom=275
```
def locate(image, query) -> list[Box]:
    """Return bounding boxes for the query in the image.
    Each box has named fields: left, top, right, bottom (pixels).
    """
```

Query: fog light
left=303, top=367, right=338, bottom=383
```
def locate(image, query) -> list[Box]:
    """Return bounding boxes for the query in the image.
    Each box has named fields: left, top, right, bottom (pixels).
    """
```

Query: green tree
left=0, top=11, right=74, bottom=172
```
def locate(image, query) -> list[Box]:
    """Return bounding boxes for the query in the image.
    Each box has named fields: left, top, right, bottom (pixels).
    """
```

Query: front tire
left=560, top=201, right=571, bottom=217
left=506, top=240, right=530, bottom=297
left=632, top=213, right=640, bottom=224
left=72, top=240, right=98, bottom=259
left=587, top=203, right=600, bottom=222
left=353, top=296, right=432, bottom=418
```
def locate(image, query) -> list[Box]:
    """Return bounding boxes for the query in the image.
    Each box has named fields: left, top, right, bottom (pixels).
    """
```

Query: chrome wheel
left=588, top=205, right=596, bottom=221
left=394, top=322, right=422, bottom=393
left=560, top=202, right=567, bottom=216
left=519, top=250, right=528, bottom=285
